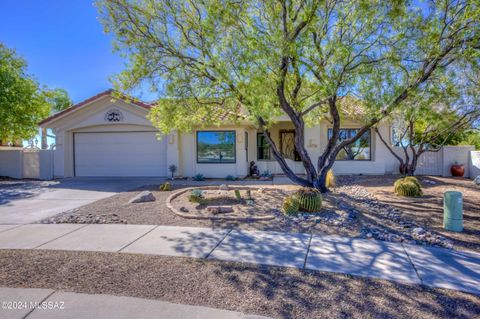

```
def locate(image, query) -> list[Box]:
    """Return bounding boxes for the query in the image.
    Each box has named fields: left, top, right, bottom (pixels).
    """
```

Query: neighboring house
left=38, top=90, right=401, bottom=178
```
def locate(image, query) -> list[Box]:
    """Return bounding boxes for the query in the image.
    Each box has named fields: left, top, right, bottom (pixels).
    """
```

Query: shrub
left=294, top=187, right=322, bottom=212
left=159, top=182, right=172, bottom=191
left=282, top=196, right=300, bottom=216
left=394, top=177, right=422, bottom=197
left=192, top=173, right=205, bottom=181
left=326, top=169, right=336, bottom=188
left=191, top=189, right=203, bottom=197
left=260, top=170, right=272, bottom=178
left=188, top=189, right=206, bottom=203
left=168, top=164, right=177, bottom=179
left=226, top=175, right=236, bottom=181
left=234, top=189, right=242, bottom=201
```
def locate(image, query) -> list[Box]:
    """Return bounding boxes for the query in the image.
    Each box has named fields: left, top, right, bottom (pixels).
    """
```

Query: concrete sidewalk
left=0, top=224, right=479, bottom=295
left=0, top=287, right=268, bottom=319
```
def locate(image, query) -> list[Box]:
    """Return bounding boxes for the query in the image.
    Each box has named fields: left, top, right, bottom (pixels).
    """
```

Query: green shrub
left=159, top=182, right=172, bottom=191
left=192, top=174, right=205, bottom=181
left=226, top=175, right=236, bottom=181
left=282, top=196, right=300, bottom=216
left=326, top=169, right=336, bottom=188
left=261, top=170, right=272, bottom=178
left=394, top=177, right=422, bottom=197
left=234, top=189, right=242, bottom=201
left=191, top=189, right=203, bottom=197
left=189, top=189, right=206, bottom=203
left=294, top=187, right=322, bottom=212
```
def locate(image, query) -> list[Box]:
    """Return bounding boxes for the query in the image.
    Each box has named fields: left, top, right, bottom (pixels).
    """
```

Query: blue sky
left=0, top=1, right=155, bottom=103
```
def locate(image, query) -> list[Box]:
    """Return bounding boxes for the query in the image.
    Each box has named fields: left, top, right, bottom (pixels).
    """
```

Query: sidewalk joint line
left=33, top=224, right=90, bottom=249
left=117, top=225, right=160, bottom=252
left=401, top=243, right=423, bottom=285
left=303, top=233, right=313, bottom=269
left=205, top=228, right=233, bottom=259
left=0, top=224, right=23, bottom=233
left=22, top=290, right=57, bottom=319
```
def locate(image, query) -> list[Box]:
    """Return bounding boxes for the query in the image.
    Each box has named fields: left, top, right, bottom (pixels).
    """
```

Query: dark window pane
left=257, top=133, right=271, bottom=160
left=197, top=131, right=236, bottom=163
left=327, top=128, right=371, bottom=161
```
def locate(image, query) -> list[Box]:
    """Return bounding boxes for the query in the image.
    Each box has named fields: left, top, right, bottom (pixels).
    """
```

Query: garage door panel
left=74, top=132, right=167, bottom=177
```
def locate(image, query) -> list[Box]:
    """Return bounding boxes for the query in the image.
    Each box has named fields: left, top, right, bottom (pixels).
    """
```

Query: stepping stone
left=121, top=226, right=229, bottom=258
left=37, top=224, right=156, bottom=252
left=208, top=230, right=310, bottom=268
left=0, top=224, right=84, bottom=249
left=306, top=235, right=420, bottom=284
left=404, top=244, right=480, bottom=295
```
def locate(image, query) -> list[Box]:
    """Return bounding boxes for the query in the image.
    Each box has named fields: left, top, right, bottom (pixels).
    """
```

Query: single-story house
left=37, top=90, right=406, bottom=178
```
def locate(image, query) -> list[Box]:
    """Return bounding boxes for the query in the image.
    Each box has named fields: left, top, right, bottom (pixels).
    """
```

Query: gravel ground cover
left=0, top=249, right=479, bottom=319
left=42, top=176, right=479, bottom=252
left=348, top=175, right=480, bottom=252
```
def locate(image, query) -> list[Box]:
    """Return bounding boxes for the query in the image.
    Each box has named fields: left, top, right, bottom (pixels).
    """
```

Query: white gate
left=415, top=151, right=443, bottom=176
left=22, top=149, right=40, bottom=179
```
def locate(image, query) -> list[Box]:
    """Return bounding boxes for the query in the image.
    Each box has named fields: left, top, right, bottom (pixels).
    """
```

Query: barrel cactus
left=282, top=196, right=300, bottom=216
left=394, top=177, right=422, bottom=197
left=403, top=176, right=421, bottom=189
left=294, top=187, right=323, bottom=212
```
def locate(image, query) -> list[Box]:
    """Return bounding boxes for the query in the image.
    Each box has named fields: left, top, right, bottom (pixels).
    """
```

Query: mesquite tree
left=98, top=0, right=479, bottom=192
left=377, top=106, right=479, bottom=176
left=377, top=64, right=480, bottom=175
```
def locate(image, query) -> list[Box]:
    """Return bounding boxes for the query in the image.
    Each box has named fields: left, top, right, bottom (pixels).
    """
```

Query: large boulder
left=128, top=191, right=156, bottom=204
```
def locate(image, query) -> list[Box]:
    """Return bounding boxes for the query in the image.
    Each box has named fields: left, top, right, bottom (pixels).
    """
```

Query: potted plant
left=450, top=162, right=465, bottom=177
left=168, top=164, right=177, bottom=180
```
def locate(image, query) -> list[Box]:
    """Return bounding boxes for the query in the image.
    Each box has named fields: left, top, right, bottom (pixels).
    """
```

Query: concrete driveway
left=0, top=178, right=165, bottom=224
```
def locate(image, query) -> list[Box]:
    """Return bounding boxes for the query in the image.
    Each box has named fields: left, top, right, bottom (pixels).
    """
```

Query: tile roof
left=38, top=89, right=152, bottom=126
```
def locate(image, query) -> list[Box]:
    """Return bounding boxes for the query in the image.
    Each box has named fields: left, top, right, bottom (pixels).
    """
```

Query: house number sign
left=104, top=109, right=124, bottom=122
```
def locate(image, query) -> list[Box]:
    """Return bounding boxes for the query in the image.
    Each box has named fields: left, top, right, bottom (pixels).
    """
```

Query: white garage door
left=74, top=132, right=167, bottom=177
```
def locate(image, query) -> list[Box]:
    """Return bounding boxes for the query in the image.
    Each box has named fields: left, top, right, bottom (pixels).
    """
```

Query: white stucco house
left=37, top=90, right=416, bottom=178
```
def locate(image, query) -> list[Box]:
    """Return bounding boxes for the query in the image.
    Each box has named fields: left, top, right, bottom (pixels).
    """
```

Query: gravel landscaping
left=0, top=249, right=479, bottom=319
left=41, top=176, right=480, bottom=252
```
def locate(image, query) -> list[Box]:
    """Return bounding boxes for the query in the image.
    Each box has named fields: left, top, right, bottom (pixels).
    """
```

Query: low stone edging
left=166, top=186, right=275, bottom=221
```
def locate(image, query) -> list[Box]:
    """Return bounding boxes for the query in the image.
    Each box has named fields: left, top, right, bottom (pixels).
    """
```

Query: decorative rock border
left=166, top=186, right=276, bottom=221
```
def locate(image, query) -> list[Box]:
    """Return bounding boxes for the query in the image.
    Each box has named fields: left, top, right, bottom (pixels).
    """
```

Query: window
left=197, top=131, right=236, bottom=163
left=327, top=128, right=371, bottom=160
left=279, top=130, right=301, bottom=161
left=257, top=133, right=272, bottom=160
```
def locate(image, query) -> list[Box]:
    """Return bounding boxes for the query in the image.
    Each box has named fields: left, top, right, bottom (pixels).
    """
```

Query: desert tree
left=98, top=0, right=480, bottom=192
left=0, top=43, right=72, bottom=147
left=376, top=87, right=480, bottom=176
left=0, top=43, right=50, bottom=144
